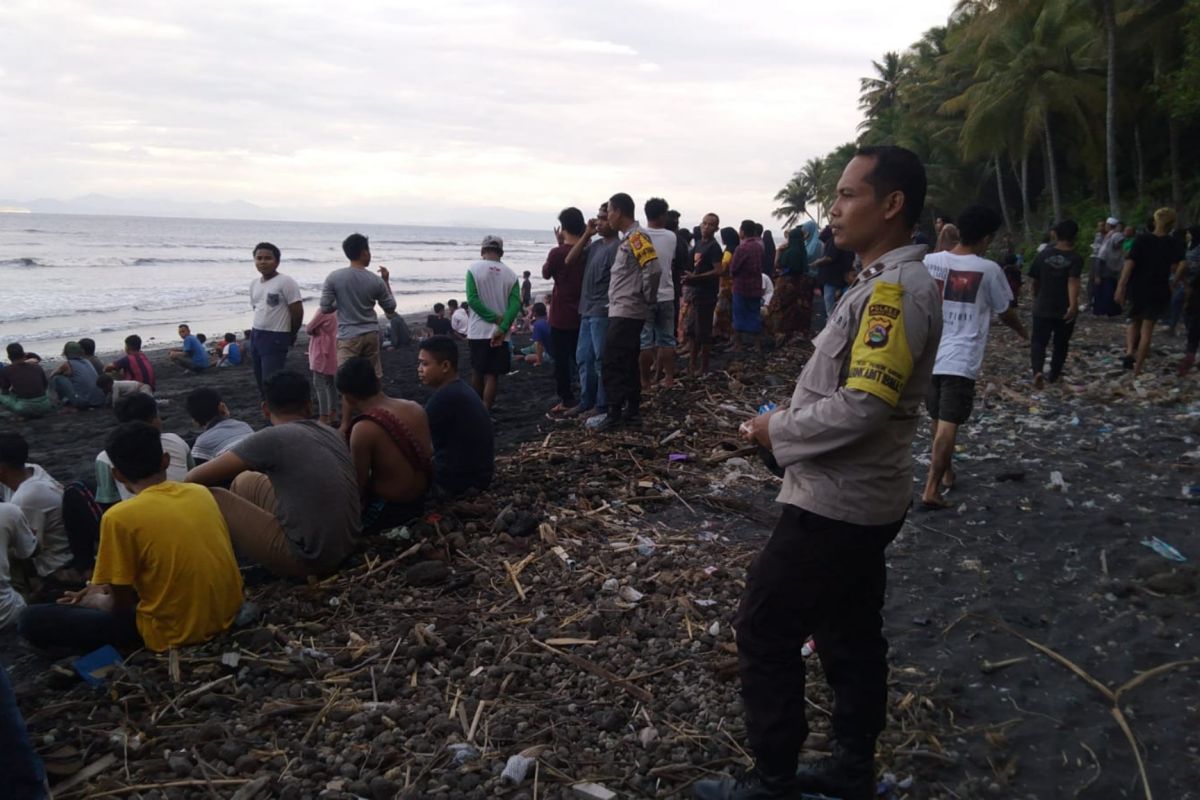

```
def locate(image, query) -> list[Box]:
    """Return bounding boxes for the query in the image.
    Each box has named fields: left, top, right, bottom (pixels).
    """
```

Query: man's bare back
left=347, top=396, right=433, bottom=503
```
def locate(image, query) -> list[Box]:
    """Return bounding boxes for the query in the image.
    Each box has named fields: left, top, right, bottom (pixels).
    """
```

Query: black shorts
left=926, top=374, right=975, bottom=424
left=468, top=339, right=511, bottom=376
left=1128, top=298, right=1168, bottom=321
left=692, top=299, right=716, bottom=346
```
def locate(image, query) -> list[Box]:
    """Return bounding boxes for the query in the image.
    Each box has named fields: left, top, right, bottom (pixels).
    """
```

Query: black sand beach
left=2, top=313, right=1197, bottom=799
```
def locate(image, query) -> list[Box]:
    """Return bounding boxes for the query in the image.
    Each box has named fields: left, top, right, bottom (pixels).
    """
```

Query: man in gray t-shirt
left=320, top=233, right=398, bottom=379
left=186, top=370, right=360, bottom=578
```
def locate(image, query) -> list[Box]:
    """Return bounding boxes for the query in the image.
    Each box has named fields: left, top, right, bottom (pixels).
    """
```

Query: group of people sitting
left=1, top=335, right=160, bottom=417
left=0, top=329, right=494, bottom=656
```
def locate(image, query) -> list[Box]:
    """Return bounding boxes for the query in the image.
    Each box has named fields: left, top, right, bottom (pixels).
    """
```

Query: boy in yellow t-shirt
left=19, top=422, right=243, bottom=653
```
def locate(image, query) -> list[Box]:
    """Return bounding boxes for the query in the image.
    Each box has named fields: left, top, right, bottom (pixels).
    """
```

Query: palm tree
left=799, top=157, right=831, bottom=221
left=858, top=52, right=906, bottom=130
left=772, top=175, right=812, bottom=228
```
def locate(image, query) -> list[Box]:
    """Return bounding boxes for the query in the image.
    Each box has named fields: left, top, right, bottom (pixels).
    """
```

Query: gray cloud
left=0, top=0, right=954, bottom=226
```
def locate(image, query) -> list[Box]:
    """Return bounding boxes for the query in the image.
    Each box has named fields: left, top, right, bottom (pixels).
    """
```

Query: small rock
left=406, top=561, right=449, bottom=587
left=1145, top=571, right=1196, bottom=595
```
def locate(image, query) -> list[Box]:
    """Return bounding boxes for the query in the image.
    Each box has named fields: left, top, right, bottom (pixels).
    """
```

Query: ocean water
left=0, top=213, right=554, bottom=356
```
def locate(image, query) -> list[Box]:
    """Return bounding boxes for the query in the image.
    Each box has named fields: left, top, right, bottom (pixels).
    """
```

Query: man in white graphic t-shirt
left=921, top=205, right=1026, bottom=509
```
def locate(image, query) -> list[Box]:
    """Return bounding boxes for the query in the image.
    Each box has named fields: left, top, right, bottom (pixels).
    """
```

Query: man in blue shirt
left=416, top=336, right=494, bottom=496
left=168, top=324, right=210, bottom=372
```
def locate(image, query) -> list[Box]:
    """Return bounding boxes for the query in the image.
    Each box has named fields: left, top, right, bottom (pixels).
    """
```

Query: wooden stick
left=504, top=560, right=527, bottom=601
left=531, top=639, right=652, bottom=704
left=81, top=778, right=253, bottom=799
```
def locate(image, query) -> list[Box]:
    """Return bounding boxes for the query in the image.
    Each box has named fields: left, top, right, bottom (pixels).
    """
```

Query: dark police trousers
left=734, top=503, right=903, bottom=775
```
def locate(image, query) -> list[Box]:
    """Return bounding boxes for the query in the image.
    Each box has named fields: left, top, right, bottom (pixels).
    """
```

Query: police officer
left=694, top=146, right=943, bottom=800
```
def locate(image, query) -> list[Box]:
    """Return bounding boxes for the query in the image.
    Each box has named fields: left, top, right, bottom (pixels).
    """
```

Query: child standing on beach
left=306, top=309, right=339, bottom=426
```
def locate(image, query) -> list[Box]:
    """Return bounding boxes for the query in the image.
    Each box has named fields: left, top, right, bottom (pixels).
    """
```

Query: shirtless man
left=335, top=357, right=433, bottom=533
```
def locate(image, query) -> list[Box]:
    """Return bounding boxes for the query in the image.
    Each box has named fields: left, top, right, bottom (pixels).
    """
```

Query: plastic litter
left=72, top=645, right=123, bottom=687
left=447, top=742, right=479, bottom=766
left=501, top=754, right=536, bottom=785
left=1140, top=536, right=1187, bottom=563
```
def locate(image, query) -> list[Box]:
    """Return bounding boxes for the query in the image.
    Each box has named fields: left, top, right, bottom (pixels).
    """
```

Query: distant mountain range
left=0, top=194, right=550, bottom=230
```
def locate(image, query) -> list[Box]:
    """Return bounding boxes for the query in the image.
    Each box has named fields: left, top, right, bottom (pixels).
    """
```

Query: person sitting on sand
left=426, top=303, right=453, bottom=337
left=0, top=343, right=53, bottom=418
left=96, top=393, right=193, bottom=506
left=106, top=334, right=156, bottom=391
left=448, top=299, right=469, bottom=340
left=50, top=341, right=107, bottom=411
left=96, top=373, right=153, bottom=406
left=0, top=433, right=74, bottom=580
left=921, top=205, right=1027, bottom=509
left=18, top=421, right=243, bottom=654
left=187, top=370, right=359, bottom=579
left=185, top=388, right=253, bottom=465
left=215, top=333, right=242, bottom=368
left=515, top=302, right=553, bottom=366
left=168, top=324, right=210, bottom=372
left=336, top=357, right=433, bottom=533
left=0, top=500, right=38, bottom=629
left=77, top=338, right=107, bottom=376
left=418, top=336, right=494, bottom=497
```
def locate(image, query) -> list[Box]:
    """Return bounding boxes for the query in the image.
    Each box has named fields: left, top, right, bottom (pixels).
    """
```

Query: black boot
left=793, top=741, right=876, bottom=800
left=692, top=768, right=798, bottom=800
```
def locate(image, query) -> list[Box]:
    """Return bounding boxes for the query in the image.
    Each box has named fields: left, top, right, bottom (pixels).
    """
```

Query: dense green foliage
left=774, top=0, right=1200, bottom=237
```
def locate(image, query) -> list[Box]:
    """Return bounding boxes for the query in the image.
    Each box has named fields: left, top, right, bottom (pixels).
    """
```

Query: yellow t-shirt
left=92, top=481, right=243, bottom=652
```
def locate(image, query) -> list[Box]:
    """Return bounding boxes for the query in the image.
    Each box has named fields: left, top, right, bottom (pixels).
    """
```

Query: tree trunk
left=1043, top=112, right=1062, bottom=223
left=1102, top=0, right=1121, bottom=220
left=1134, top=123, right=1146, bottom=207
left=994, top=154, right=1014, bottom=234
left=1014, top=154, right=1032, bottom=245
left=1169, top=116, right=1185, bottom=223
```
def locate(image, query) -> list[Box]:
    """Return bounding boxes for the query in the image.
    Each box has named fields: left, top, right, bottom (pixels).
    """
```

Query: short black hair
left=755, top=223, right=764, bottom=236
left=342, top=233, right=370, bottom=261
left=855, top=145, right=928, bottom=228
left=447, top=299, right=458, bottom=308
left=419, top=335, right=459, bottom=369
left=224, top=332, right=236, bottom=343
left=665, top=210, right=681, bottom=231
left=740, top=219, right=756, bottom=236
left=433, top=302, right=445, bottom=314
left=124, top=334, right=142, bottom=351
left=96, top=373, right=114, bottom=391
left=253, top=241, right=281, bottom=262
left=196, top=333, right=207, bottom=344
left=335, top=357, right=380, bottom=398
left=264, top=370, right=312, bottom=414
left=522, top=271, right=531, bottom=278
left=0, top=432, right=29, bottom=468
left=105, top=422, right=163, bottom=482
left=956, top=205, right=1003, bottom=246
left=609, top=193, right=635, bottom=219
left=532, top=301, right=547, bottom=317
left=186, top=387, right=222, bottom=426
left=6, top=343, right=24, bottom=362
left=1053, top=219, right=1079, bottom=244
left=558, top=207, right=586, bottom=237
left=79, top=338, right=97, bottom=356
left=644, top=198, right=669, bottom=222
left=115, top=392, right=159, bottom=424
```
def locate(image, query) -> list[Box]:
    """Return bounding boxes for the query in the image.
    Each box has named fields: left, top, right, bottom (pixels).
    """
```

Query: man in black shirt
left=1028, top=219, right=1083, bottom=387
left=683, top=213, right=723, bottom=376
left=1116, top=207, right=1186, bottom=375
left=417, top=335, right=494, bottom=496
left=425, top=303, right=453, bottom=336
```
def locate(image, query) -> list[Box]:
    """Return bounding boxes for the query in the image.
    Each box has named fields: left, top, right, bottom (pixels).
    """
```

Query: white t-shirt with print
left=251, top=273, right=302, bottom=332
left=924, top=251, right=1013, bottom=379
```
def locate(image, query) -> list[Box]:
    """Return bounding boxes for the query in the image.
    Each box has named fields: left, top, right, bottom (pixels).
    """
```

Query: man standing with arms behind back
left=465, top=235, right=522, bottom=410
left=249, top=242, right=303, bottom=396
left=694, top=146, right=942, bottom=800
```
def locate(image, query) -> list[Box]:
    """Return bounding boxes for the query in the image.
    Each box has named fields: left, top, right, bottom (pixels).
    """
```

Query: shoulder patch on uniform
left=845, top=281, right=912, bottom=407
left=628, top=232, right=658, bottom=269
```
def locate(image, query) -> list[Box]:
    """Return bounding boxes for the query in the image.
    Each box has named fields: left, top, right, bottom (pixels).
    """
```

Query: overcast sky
left=0, top=0, right=955, bottom=228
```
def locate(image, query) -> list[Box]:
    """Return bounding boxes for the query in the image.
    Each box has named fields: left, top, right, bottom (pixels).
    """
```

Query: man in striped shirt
left=106, top=334, right=156, bottom=391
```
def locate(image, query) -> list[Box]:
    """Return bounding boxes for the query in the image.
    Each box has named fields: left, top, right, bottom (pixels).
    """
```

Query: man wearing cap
left=465, top=236, right=522, bottom=409
left=1094, top=217, right=1124, bottom=317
